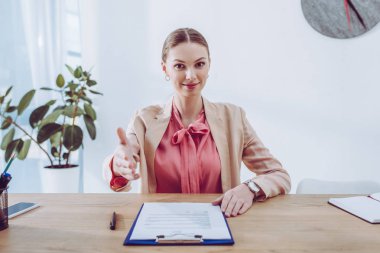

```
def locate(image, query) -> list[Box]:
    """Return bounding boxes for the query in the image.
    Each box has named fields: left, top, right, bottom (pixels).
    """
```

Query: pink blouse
left=154, top=103, right=222, bottom=193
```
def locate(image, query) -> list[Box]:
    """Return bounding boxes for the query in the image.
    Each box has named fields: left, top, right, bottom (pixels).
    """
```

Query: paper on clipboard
left=129, top=202, right=232, bottom=240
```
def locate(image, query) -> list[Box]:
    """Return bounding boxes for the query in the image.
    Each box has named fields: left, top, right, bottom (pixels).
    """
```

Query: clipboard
left=124, top=203, right=235, bottom=246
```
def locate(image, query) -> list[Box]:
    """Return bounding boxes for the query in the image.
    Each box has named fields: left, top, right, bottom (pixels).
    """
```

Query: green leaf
left=45, top=99, right=56, bottom=106
left=0, top=96, right=4, bottom=104
left=80, top=94, right=92, bottom=104
left=83, top=115, right=96, bottom=140
left=89, top=90, right=103, bottom=95
left=84, top=103, right=96, bottom=120
left=86, top=79, right=97, bottom=87
left=63, top=125, right=83, bottom=151
left=29, top=105, right=49, bottom=128
left=17, top=139, right=31, bottom=160
left=1, top=127, right=15, bottom=150
left=5, top=139, right=23, bottom=162
left=54, top=105, right=66, bottom=111
left=65, top=64, right=74, bottom=75
left=63, top=105, right=84, bottom=118
left=51, top=146, right=59, bottom=157
left=1, top=116, right=12, bottom=130
left=56, top=74, right=65, bottom=88
left=50, top=131, right=62, bottom=147
left=5, top=99, right=11, bottom=112
left=40, top=87, right=54, bottom=91
left=6, top=106, right=17, bottom=113
left=5, top=86, right=12, bottom=97
left=37, top=123, right=62, bottom=143
left=17, top=89, right=36, bottom=115
left=67, top=82, right=79, bottom=91
left=39, top=109, right=63, bottom=130
left=74, top=66, right=83, bottom=78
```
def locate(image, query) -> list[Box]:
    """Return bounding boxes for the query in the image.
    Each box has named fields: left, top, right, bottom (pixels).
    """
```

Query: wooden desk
left=0, top=194, right=379, bottom=253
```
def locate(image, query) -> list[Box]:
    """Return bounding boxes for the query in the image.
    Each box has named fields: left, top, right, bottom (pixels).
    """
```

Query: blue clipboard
left=124, top=203, right=235, bottom=246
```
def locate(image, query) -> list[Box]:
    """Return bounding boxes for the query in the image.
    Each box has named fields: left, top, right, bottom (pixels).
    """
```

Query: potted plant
left=0, top=65, right=102, bottom=191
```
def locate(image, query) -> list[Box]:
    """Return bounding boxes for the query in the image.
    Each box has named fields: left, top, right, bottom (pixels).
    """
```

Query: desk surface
left=0, top=194, right=379, bottom=253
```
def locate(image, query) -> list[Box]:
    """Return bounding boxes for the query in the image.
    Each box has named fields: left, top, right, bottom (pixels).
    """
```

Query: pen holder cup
left=0, top=186, right=8, bottom=231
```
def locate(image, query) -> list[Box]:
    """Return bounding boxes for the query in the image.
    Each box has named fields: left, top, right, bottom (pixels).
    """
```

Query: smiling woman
left=162, top=42, right=210, bottom=126
left=161, top=28, right=210, bottom=108
left=102, top=28, right=291, bottom=218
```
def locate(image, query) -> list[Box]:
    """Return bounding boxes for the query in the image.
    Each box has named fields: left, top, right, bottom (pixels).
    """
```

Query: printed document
left=129, top=202, right=232, bottom=240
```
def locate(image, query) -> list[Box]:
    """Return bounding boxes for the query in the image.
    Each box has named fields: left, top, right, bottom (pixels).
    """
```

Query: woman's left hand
left=212, top=184, right=255, bottom=217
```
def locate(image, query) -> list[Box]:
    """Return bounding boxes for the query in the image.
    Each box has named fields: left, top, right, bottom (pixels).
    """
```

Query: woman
left=103, top=28, right=291, bottom=217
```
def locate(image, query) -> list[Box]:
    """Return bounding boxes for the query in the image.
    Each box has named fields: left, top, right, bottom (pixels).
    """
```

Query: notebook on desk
left=328, top=192, right=380, bottom=224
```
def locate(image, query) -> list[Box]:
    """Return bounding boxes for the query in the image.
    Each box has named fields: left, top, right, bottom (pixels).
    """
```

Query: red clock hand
left=344, top=0, right=352, bottom=31
left=344, top=0, right=367, bottom=31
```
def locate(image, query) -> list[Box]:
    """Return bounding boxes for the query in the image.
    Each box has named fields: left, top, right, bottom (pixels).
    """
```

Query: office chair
left=296, top=178, right=380, bottom=194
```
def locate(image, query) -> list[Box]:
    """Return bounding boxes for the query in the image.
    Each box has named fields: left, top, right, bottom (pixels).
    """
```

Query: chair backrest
left=296, top=178, right=380, bottom=194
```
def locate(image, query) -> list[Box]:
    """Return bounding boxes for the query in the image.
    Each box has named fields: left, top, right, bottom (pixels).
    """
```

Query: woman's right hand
left=112, top=127, right=140, bottom=181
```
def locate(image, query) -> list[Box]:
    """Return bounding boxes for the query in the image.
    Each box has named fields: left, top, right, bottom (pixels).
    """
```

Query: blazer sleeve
left=240, top=108, right=291, bottom=199
left=102, top=111, right=141, bottom=192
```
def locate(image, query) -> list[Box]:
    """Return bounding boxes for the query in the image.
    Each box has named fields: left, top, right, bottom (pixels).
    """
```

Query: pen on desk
left=110, top=211, right=116, bottom=230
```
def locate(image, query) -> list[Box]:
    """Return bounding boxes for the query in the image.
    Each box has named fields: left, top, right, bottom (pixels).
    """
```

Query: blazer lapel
left=144, top=98, right=172, bottom=192
left=203, top=97, right=231, bottom=192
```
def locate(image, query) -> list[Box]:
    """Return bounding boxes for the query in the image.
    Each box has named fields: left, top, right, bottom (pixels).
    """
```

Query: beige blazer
left=103, top=97, right=291, bottom=198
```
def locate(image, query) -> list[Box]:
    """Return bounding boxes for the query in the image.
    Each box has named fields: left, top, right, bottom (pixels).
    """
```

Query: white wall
left=82, top=0, right=380, bottom=193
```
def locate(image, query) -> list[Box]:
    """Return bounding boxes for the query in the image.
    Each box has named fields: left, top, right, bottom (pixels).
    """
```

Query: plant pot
left=39, top=165, right=80, bottom=193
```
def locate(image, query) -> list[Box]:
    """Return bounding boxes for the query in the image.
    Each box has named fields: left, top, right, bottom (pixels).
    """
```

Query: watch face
left=301, top=0, right=380, bottom=39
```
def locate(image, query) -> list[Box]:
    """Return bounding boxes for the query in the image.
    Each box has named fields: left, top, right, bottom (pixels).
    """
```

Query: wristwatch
left=243, top=179, right=260, bottom=199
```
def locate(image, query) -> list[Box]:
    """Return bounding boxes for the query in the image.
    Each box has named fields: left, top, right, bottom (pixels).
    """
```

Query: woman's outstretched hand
left=212, top=184, right=255, bottom=217
left=112, top=127, right=140, bottom=181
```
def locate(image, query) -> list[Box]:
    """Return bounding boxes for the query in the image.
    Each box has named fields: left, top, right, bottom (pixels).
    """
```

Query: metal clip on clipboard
left=155, top=234, right=204, bottom=244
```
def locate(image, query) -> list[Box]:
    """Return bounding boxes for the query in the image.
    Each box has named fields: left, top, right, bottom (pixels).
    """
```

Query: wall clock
left=301, top=0, right=380, bottom=39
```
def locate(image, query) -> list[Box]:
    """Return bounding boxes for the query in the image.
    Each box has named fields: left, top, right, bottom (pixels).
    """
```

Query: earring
left=165, top=75, right=170, bottom=81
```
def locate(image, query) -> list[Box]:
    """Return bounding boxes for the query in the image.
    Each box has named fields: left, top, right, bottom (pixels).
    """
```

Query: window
left=0, top=0, right=82, bottom=193
left=64, top=0, right=82, bottom=67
